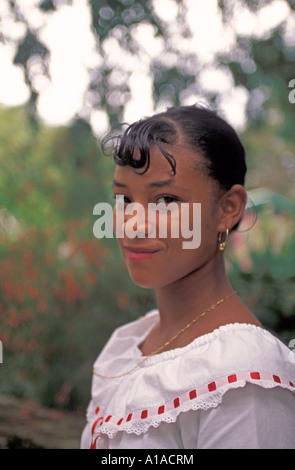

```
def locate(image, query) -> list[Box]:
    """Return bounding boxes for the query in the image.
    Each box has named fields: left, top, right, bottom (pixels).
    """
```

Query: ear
left=217, top=184, right=247, bottom=232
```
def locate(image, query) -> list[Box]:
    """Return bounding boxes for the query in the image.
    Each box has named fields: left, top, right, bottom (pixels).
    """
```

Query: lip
left=124, top=246, right=161, bottom=261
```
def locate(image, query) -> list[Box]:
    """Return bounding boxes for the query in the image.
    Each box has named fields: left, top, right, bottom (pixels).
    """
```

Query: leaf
left=13, top=32, right=49, bottom=66
left=39, top=0, right=56, bottom=12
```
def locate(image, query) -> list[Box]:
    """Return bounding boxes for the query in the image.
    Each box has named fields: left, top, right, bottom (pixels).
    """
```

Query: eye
left=112, top=194, right=131, bottom=205
left=157, top=195, right=178, bottom=205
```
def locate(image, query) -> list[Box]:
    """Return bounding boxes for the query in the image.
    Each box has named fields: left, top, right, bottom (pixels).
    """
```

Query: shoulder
left=128, top=323, right=295, bottom=412
left=180, top=382, right=295, bottom=448
left=93, top=310, right=158, bottom=366
left=107, top=310, right=159, bottom=343
left=88, top=322, right=295, bottom=441
left=139, top=322, right=294, bottom=381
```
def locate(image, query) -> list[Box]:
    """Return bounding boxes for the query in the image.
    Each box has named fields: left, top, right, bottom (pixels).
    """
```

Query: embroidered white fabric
left=80, top=311, right=295, bottom=449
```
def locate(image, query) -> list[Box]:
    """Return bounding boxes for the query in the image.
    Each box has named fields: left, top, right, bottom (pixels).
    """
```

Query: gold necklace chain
left=93, top=291, right=237, bottom=379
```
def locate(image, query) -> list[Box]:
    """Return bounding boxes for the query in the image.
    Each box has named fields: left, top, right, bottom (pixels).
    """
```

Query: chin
left=128, top=272, right=159, bottom=289
left=127, top=268, right=177, bottom=290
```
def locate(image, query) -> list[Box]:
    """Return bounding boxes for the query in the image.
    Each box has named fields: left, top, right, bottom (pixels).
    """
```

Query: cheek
left=113, top=207, right=125, bottom=257
left=113, top=205, right=121, bottom=234
left=112, top=200, right=219, bottom=289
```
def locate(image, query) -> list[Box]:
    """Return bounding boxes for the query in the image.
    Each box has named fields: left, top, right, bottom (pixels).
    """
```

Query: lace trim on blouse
left=88, top=371, right=295, bottom=442
left=86, top=319, right=295, bottom=445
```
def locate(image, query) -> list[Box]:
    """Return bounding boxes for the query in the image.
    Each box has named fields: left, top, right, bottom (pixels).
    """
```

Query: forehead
left=113, top=143, right=206, bottom=186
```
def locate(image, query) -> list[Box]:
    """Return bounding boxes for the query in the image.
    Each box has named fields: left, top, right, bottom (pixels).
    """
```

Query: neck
left=154, top=256, right=233, bottom=334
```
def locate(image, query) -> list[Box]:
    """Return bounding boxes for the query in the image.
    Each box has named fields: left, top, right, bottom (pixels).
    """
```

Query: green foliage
left=241, top=123, right=295, bottom=199
left=0, top=103, right=294, bottom=411
left=223, top=28, right=295, bottom=142
left=89, top=0, right=165, bottom=44
left=0, top=106, right=154, bottom=410
left=152, top=65, right=195, bottom=108
left=2, top=0, right=295, bottom=127
left=227, top=209, right=295, bottom=344
left=1, top=0, right=295, bottom=411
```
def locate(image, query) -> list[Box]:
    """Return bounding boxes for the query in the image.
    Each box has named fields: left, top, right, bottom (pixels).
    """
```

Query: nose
left=115, top=199, right=155, bottom=239
left=125, top=202, right=155, bottom=239
left=133, top=207, right=156, bottom=238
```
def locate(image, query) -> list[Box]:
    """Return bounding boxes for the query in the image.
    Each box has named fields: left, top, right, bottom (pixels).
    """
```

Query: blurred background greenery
left=0, top=0, right=294, bottom=413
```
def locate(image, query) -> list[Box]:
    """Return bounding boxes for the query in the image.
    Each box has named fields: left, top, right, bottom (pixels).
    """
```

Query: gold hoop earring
left=218, top=228, right=229, bottom=251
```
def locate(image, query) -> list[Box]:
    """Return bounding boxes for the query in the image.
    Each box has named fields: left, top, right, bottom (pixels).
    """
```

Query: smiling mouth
left=124, top=246, right=160, bottom=261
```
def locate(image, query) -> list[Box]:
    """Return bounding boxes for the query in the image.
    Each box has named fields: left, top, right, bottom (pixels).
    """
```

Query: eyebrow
left=112, top=178, right=176, bottom=189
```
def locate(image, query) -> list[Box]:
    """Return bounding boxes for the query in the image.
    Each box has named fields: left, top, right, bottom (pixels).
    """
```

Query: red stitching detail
left=158, top=405, right=165, bottom=414
left=90, top=371, right=294, bottom=438
left=91, top=417, right=103, bottom=435
left=91, top=435, right=100, bottom=449
left=250, top=372, right=260, bottom=380
left=189, top=389, right=197, bottom=400
left=141, top=410, right=148, bottom=419
left=208, top=381, right=216, bottom=392
left=174, top=397, right=180, bottom=408
left=228, top=374, right=237, bottom=383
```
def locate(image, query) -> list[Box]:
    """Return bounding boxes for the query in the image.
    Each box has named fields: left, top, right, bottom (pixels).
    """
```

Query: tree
left=1, top=0, right=294, bottom=129
left=1, top=0, right=295, bottom=410
left=0, top=105, right=155, bottom=410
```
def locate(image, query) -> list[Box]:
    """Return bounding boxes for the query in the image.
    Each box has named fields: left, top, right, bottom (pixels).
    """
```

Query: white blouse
left=81, top=311, right=295, bottom=449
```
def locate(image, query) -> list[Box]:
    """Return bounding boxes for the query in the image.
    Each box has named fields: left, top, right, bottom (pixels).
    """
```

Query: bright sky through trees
left=0, top=0, right=291, bottom=134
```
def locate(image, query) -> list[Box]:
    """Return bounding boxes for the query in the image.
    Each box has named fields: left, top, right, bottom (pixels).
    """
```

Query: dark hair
left=104, top=105, right=247, bottom=192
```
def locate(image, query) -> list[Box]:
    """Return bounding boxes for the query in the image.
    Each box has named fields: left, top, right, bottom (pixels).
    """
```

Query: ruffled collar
left=87, top=315, right=295, bottom=442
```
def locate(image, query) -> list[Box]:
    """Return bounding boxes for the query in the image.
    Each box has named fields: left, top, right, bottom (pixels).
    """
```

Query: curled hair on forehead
left=103, top=116, right=180, bottom=175
left=103, top=104, right=247, bottom=193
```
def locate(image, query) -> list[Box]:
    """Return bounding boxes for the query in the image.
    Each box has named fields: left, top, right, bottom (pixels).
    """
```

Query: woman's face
left=112, top=143, right=222, bottom=289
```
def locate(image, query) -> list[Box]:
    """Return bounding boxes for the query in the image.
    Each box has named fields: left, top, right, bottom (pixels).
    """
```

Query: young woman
left=81, top=105, right=295, bottom=449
